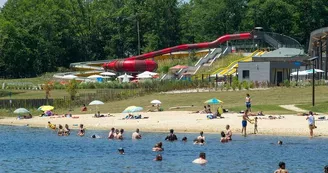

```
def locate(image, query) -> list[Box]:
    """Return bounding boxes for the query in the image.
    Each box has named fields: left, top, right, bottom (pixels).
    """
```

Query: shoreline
left=1, top=111, right=327, bottom=137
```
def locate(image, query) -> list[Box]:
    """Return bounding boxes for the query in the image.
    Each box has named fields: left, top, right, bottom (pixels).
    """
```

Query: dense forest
left=0, top=0, right=328, bottom=78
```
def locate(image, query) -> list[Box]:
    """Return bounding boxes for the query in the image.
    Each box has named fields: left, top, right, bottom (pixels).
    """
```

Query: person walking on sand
left=245, top=93, right=251, bottom=112
left=306, top=111, right=316, bottom=138
left=274, top=162, right=289, bottom=173
left=242, top=110, right=249, bottom=137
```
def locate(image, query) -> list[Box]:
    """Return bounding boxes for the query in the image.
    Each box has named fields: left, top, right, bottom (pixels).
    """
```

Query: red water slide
left=103, top=32, right=252, bottom=72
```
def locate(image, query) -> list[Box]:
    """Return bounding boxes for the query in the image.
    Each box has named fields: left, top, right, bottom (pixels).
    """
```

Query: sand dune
left=1, top=111, right=327, bottom=137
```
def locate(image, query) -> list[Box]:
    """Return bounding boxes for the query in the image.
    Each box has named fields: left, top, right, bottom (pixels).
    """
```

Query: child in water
left=78, top=124, right=85, bottom=137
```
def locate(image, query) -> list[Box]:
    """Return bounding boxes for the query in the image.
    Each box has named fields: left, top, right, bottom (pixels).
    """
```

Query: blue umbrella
left=122, top=106, right=143, bottom=113
left=204, top=98, right=223, bottom=105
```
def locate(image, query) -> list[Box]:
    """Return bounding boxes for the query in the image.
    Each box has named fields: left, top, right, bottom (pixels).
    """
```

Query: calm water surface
left=0, top=125, right=327, bottom=173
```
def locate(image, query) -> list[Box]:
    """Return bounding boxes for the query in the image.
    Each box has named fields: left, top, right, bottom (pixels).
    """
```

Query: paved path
left=279, top=104, right=308, bottom=113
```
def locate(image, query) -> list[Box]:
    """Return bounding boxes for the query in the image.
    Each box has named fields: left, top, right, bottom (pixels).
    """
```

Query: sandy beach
left=1, top=111, right=328, bottom=137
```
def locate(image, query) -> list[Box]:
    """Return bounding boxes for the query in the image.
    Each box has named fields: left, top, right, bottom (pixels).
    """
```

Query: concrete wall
left=238, top=62, right=271, bottom=82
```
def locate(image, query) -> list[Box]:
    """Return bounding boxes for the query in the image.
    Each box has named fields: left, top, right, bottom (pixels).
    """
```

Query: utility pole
left=137, top=20, right=141, bottom=55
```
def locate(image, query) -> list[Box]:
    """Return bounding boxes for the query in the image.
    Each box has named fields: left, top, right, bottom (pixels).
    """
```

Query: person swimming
left=165, top=129, right=178, bottom=141
left=225, top=125, right=232, bottom=140
left=132, top=128, right=142, bottom=139
left=197, top=131, right=206, bottom=141
left=274, top=162, right=289, bottom=173
left=152, top=142, right=164, bottom=151
left=193, top=138, right=205, bottom=145
left=78, top=124, right=85, bottom=136
left=118, top=148, right=125, bottom=155
left=220, top=131, right=228, bottom=143
left=48, top=121, right=56, bottom=130
left=57, top=124, right=64, bottom=136
left=182, top=137, right=187, bottom=142
left=108, top=128, right=115, bottom=139
left=154, top=154, right=162, bottom=161
left=192, top=152, right=207, bottom=164
left=64, top=124, right=70, bottom=136
left=91, top=134, right=101, bottom=139
left=278, top=140, right=283, bottom=145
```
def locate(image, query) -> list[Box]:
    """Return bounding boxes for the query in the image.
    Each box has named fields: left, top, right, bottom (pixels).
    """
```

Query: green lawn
left=1, top=86, right=327, bottom=117
left=296, top=102, right=328, bottom=114
left=0, top=72, right=55, bottom=85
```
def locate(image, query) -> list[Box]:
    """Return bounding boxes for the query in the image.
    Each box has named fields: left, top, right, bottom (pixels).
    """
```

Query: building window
left=242, top=70, right=250, bottom=79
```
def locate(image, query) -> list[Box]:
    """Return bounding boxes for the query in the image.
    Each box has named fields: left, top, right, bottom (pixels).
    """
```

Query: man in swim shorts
left=245, top=93, right=251, bottom=112
left=242, top=110, right=249, bottom=137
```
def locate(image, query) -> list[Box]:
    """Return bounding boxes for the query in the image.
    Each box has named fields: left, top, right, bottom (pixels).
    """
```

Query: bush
left=242, top=81, right=249, bottom=90
left=283, top=79, right=290, bottom=87
left=290, top=80, right=297, bottom=87
left=254, top=81, right=260, bottom=88
left=249, top=81, right=255, bottom=89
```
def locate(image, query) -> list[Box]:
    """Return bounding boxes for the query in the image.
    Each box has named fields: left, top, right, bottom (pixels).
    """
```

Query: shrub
left=249, top=81, right=255, bottom=89
left=242, top=81, right=249, bottom=90
left=283, top=79, right=290, bottom=87
left=254, top=81, right=260, bottom=88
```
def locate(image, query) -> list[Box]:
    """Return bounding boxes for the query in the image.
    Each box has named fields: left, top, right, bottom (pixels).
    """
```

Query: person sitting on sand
left=274, top=162, right=289, bottom=173
left=192, top=152, right=207, bottom=164
left=154, top=154, right=162, bottom=161
left=82, top=104, right=87, bottom=112
left=48, top=121, right=56, bottom=130
left=206, top=105, right=212, bottom=113
left=23, top=113, right=32, bottom=119
left=116, top=129, right=124, bottom=140
left=220, top=131, right=228, bottom=143
left=194, top=138, right=205, bottom=145
left=165, top=129, right=178, bottom=141
left=132, top=128, right=142, bottom=139
left=257, top=111, right=264, bottom=116
left=197, top=131, right=206, bottom=141
left=108, top=128, right=115, bottom=139
left=78, top=124, right=85, bottom=137
left=64, top=124, right=70, bottom=136
left=57, top=124, right=64, bottom=136
left=152, top=142, right=164, bottom=151
left=225, top=125, right=232, bottom=140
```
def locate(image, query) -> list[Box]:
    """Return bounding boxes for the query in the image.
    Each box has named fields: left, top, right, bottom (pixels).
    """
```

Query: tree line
left=0, top=0, right=327, bottom=78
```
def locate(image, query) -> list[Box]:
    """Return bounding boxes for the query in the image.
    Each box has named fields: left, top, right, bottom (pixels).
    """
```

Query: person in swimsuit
left=152, top=142, right=164, bottom=151
left=108, top=128, right=115, bottom=139
left=182, top=137, right=187, bottom=142
left=165, top=129, right=178, bottom=141
left=220, top=131, right=228, bottom=143
left=197, top=131, right=205, bottom=141
left=306, top=111, right=316, bottom=138
left=118, top=148, right=125, bottom=155
left=274, top=162, right=289, bottom=173
left=245, top=93, right=251, bottom=112
left=57, top=124, right=64, bottom=136
left=116, top=129, right=124, bottom=140
left=192, top=152, right=207, bottom=164
left=254, top=117, right=258, bottom=134
left=225, top=125, right=232, bottom=140
left=242, top=110, right=249, bottom=137
left=132, top=128, right=142, bottom=139
left=48, top=121, right=56, bottom=130
left=64, top=124, right=70, bottom=136
left=154, top=154, right=162, bottom=161
left=324, top=165, right=328, bottom=173
left=78, top=124, right=85, bottom=136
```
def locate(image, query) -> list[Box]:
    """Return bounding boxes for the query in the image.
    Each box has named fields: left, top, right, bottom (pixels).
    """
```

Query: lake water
left=0, top=125, right=327, bottom=173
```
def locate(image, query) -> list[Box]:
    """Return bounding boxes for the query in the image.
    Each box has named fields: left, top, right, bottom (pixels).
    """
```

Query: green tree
left=66, top=79, right=79, bottom=100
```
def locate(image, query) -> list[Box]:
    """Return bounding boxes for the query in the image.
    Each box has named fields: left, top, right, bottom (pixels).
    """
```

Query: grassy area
left=1, top=86, right=327, bottom=117
left=196, top=53, right=244, bottom=74
left=83, top=86, right=328, bottom=115
left=0, top=72, right=55, bottom=85
left=296, top=102, right=328, bottom=114
left=156, top=56, right=199, bottom=73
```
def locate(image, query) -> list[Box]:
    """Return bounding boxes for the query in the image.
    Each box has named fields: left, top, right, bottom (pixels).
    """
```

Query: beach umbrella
left=38, top=105, right=54, bottom=111
left=89, top=100, right=104, bottom=106
left=151, top=100, right=162, bottom=104
left=14, top=108, right=30, bottom=114
left=204, top=98, right=223, bottom=105
left=100, top=72, right=116, bottom=76
left=117, top=73, right=133, bottom=79
left=137, top=71, right=158, bottom=76
left=122, top=106, right=143, bottom=113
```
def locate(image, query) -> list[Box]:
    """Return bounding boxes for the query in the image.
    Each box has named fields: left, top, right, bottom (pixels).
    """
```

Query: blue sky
left=0, top=0, right=6, bottom=7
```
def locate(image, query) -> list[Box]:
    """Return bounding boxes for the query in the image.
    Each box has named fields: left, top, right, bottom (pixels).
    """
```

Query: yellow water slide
left=211, top=50, right=260, bottom=76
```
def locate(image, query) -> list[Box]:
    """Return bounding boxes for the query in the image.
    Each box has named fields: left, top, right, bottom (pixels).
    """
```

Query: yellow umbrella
left=38, top=105, right=54, bottom=111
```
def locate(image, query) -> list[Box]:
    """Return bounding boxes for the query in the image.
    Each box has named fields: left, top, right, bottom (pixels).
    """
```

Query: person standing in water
left=245, top=93, right=251, bottom=112
left=306, top=111, right=316, bottom=138
left=225, top=125, right=232, bottom=140
left=192, top=152, right=207, bottom=164
left=132, top=128, right=142, bottom=139
left=274, top=162, right=289, bottom=173
left=242, top=110, right=249, bottom=137
left=165, top=129, right=178, bottom=141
